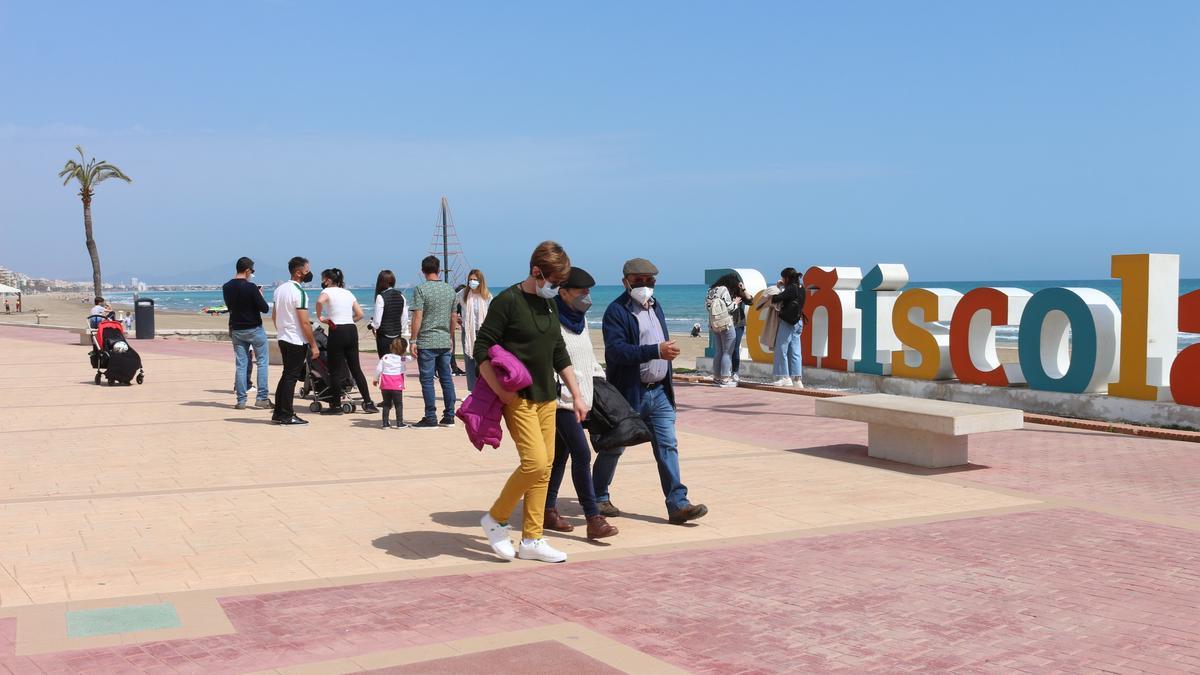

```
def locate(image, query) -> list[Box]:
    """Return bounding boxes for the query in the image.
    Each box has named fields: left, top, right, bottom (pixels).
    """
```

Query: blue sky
left=0, top=1, right=1196, bottom=285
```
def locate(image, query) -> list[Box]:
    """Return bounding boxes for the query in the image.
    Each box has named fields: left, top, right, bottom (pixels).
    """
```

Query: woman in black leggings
left=315, top=268, right=378, bottom=414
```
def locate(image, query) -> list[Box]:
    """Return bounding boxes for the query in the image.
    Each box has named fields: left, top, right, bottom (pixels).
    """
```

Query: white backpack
left=706, top=287, right=734, bottom=333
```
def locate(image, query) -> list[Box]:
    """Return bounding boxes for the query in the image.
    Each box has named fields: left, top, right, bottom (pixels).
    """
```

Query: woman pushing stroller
left=315, top=268, right=378, bottom=415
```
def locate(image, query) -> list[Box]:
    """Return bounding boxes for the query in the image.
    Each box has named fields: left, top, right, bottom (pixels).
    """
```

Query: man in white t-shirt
left=271, top=256, right=318, bottom=425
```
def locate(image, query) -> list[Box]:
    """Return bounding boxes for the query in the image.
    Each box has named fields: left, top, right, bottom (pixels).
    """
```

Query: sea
left=107, top=279, right=1200, bottom=350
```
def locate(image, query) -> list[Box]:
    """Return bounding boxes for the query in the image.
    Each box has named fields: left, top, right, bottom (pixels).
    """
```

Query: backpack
left=706, top=286, right=734, bottom=333
left=587, top=377, right=654, bottom=452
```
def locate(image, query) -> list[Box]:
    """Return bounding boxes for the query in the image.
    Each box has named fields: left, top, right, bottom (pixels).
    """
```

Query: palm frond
left=59, top=160, right=83, bottom=185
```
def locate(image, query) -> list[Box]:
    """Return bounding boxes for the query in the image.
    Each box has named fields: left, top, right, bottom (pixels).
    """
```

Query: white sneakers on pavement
left=480, top=513, right=515, bottom=560
left=792, top=377, right=804, bottom=388
left=518, top=538, right=568, bottom=563
left=770, top=377, right=793, bottom=387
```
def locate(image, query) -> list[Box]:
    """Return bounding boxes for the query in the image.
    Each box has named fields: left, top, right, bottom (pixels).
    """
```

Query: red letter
left=1170, top=290, right=1200, bottom=406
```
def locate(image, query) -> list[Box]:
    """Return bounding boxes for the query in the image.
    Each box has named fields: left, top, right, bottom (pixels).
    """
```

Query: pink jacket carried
left=456, top=344, right=533, bottom=450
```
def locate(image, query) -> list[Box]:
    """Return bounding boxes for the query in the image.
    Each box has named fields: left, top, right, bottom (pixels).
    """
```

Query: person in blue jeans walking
left=770, top=267, right=806, bottom=388
left=221, top=256, right=272, bottom=410
left=409, top=255, right=459, bottom=428
left=591, top=257, right=708, bottom=525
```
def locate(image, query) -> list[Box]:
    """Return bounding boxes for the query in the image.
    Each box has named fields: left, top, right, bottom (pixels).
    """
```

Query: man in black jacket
left=222, top=256, right=272, bottom=410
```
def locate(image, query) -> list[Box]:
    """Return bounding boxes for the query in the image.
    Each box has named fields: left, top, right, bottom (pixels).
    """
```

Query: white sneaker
left=732, top=374, right=740, bottom=383
left=771, top=377, right=793, bottom=387
left=480, top=513, right=515, bottom=560
left=718, top=380, right=738, bottom=388
left=792, top=377, right=804, bottom=388
left=518, top=538, right=567, bottom=563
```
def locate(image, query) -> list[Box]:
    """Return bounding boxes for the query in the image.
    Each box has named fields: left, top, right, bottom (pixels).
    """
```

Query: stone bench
left=814, top=393, right=1023, bottom=468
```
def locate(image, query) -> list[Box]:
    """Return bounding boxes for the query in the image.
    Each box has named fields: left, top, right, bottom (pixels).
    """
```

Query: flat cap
left=622, top=257, right=659, bottom=276
left=560, top=266, right=596, bottom=289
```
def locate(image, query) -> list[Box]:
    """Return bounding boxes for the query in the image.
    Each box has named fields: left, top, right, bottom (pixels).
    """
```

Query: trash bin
left=134, top=298, right=155, bottom=339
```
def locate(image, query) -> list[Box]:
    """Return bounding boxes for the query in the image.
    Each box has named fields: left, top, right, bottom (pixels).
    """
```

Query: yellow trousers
left=489, top=398, right=557, bottom=540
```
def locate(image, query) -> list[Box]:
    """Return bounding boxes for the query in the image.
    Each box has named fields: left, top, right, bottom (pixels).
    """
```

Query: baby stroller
left=90, top=320, right=145, bottom=386
left=298, top=326, right=359, bottom=413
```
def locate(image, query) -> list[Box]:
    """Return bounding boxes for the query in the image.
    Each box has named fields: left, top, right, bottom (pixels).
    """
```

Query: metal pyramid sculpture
left=428, top=196, right=471, bottom=288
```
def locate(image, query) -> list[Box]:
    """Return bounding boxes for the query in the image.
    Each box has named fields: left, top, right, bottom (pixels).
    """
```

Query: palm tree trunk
left=82, top=194, right=102, bottom=299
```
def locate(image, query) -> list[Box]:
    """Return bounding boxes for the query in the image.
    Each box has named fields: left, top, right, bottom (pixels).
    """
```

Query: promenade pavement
left=0, top=324, right=1196, bottom=673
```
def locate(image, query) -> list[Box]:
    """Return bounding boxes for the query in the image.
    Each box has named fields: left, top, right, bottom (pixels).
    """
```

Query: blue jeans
left=592, top=386, right=689, bottom=513
left=731, top=325, right=746, bottom=374
left=232, top=326, right=269, bottom=403
left=773, top=319, right=803, bottom=377
left=418, top=348, right=456, bottom=421
left=547, top=409, right=599, bottom=517
left=711, top=327, right=736, bottom=379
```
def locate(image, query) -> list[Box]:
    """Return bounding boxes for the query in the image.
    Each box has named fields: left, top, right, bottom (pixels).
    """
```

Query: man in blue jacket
left=593, top=257, right=708, bottom=525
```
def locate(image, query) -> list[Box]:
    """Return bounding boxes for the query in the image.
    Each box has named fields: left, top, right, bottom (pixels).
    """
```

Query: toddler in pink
left=373, top=336, right=413, bottom=428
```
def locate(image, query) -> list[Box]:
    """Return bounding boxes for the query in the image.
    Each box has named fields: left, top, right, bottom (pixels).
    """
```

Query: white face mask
left=249, top=272, right=255, bottom=280
left=533, top=271, right=558, bottom=299
left=468, top=279, right=480, bottom=290
left=630, top=286, right=654, bottom=305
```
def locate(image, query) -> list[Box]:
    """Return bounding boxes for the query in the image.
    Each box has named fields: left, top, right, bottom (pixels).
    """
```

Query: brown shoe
left=586, top=515, right=618, bottom=540
left=596, top=500, right=620, bottom=518
left=543, top=507, right=574, bottom=533
left=668, top=503, right=708, bottom=524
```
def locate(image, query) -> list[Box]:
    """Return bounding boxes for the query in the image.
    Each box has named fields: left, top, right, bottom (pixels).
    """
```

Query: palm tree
left=58, top=146, right=132, bottom=299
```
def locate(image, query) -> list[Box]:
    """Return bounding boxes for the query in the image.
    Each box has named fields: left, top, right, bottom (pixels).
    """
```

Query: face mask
left=249, top=272, right=255, bottom=280
left=468, top=280, right=480, bottom=290
left=301, top=271, right=313, bottom=283
left=535, top=273, right=558, bottom=299
left=569, top=293, right=593, bottom=313
left=630, top=286, right=654, bottom=305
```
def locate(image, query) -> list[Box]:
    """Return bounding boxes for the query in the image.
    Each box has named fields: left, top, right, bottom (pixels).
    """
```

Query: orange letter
left=1110, top=254, right=1179, bottom=401
left=892, top=288, right=961, bottom=380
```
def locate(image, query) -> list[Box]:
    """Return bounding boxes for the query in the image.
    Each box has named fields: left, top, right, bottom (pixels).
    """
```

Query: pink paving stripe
left=3, top=508, right=1198, bottom=673
left=673, top=382, right=1200, bottom=522
left=363, top=641, right=622, bottom=674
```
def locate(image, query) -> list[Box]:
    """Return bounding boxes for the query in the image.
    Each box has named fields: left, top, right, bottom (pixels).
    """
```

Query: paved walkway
left=0, top=325, right=1197, bottom=673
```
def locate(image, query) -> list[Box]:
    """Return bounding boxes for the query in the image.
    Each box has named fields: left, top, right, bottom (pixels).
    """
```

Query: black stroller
left=298, top=326, right=360, bottom=413
left=90, top=320, right=145, bottom=386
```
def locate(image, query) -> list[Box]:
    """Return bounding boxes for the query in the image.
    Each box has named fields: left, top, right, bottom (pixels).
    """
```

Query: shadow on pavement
left=786, top=443, right=990, bottom=475
left=180, top=400, right=238, bottom=409
left=372, top=531, right=504, bottom=563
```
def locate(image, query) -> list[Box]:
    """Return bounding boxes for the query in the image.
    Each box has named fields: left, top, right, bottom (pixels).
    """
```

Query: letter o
left=1018, top=288, right=1119, bottom=394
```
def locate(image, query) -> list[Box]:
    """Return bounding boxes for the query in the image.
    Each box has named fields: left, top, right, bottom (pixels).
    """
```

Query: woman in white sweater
left=543, top=267, right=619, bottom=540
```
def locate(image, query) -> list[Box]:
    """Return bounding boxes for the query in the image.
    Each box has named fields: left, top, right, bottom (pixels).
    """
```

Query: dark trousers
left=380, top=389, right=404, bottom=422
left=547, top=409, right=600, bottom=518
left=274, top=340, right=307, bottom=420
left=732, top=325, right=746, bottom=374
left=375, top=332, right=400, bottom=358
left=326, top=324, right=373, bottom=406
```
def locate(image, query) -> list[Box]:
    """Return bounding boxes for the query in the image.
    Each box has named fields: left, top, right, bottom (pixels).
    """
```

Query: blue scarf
left=555, top=296, right=587, bottom=334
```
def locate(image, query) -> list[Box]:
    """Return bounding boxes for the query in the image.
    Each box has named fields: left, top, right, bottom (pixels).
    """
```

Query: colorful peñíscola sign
left=713, top=254, right=1199, bottom=406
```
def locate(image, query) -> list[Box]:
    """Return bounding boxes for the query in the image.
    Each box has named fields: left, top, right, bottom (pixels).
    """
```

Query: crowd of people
left=218, top=245, right=709, bottom=563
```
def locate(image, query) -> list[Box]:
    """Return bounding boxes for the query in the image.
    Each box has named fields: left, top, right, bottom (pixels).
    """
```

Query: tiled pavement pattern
left=0, top=325, right=1198, bottom=673
left=675, top=384, right=1200, bottom=524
